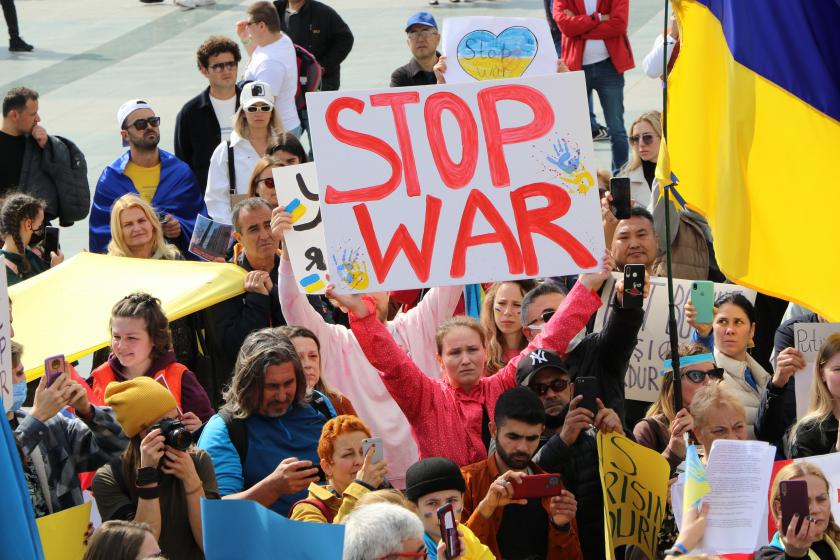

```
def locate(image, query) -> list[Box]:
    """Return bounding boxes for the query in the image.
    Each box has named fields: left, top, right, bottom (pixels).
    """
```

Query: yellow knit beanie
left=104, top=376, right=178, bottom=437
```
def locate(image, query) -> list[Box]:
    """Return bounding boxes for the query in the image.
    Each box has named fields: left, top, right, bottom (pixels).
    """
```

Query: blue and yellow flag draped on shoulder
left=667, top=0, right=840, bottom=320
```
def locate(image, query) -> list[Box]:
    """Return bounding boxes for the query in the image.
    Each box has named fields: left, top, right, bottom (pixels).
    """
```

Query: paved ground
left=2, top=0, right=668, bottom=256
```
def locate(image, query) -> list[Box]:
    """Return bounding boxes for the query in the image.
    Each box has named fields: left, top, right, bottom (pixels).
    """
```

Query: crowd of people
left=3, top=1, right=839, bottom=560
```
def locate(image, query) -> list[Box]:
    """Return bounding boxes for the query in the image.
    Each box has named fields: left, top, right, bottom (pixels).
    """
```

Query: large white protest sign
left=307, top=73, right=603, bottom=293
left=0, top=258, right=12, bottom=412
left=793, top=322, right=840, bottom=418
left=592, top=274, right=757, bottom=402
left=441, top=16, right=557, bottom=83
left=272, top=163, right=328, bottom=294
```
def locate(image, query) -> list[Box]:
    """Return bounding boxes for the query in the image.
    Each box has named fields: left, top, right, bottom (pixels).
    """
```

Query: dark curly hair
left=109, top=293, right=172, bottom=362
left=196, top=35, right=241, bottom=70
left=0, top=192, right=46, bottom=273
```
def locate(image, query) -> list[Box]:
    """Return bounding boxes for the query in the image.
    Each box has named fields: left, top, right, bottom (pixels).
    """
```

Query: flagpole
left=662, top=0, right=683, bottom=413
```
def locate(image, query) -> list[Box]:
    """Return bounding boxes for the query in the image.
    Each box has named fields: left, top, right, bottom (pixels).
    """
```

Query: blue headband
left=662, top=352, right=715, bottom=372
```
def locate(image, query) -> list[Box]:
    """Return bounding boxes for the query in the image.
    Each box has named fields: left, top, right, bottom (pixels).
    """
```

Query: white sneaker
left=174, top=0, right=196, bottom=8
left=196, top=0, right=216, bottom=5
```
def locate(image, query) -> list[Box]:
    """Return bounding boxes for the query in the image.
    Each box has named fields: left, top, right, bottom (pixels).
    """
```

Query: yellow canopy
left=10, top=252, right=246, bottom=381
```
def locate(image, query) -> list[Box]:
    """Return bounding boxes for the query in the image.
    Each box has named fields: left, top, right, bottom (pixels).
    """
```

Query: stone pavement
left=1, top=0, right=668, bottom=256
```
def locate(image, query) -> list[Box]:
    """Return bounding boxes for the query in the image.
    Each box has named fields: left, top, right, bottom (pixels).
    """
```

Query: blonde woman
left=690, top=383, right=749, bottom=460
left=205, top=81, right=284, bottom=223
left=757, top=462, right=840, bottom=559
left=479, top=280, right=535, bottom=375
left=108, top=194, right=180, bottom=260
left=788, top=333, right=840, bottom=458
left=617, top=111, right=662, bottom=208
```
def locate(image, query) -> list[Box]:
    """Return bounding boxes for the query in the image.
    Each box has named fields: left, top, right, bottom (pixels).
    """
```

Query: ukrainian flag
left=668, top=0, right=840, bottom=320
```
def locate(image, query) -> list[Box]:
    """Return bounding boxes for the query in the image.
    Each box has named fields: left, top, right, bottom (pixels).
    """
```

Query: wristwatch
left=136, top=467, right=160, bottom=486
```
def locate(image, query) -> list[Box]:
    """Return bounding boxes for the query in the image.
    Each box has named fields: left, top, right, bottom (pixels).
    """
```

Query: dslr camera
left=151, top=418, right=191, bottom=451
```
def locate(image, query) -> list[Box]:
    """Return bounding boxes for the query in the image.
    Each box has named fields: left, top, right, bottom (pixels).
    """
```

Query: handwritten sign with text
left=592, top=274, right=756, bottom=402
left=442, top=17, right=557, bottom=83
left=793, top=322, right=840, bottom=418
left=598, top=432, right=670, bottom=560
left=273, top=163, right=329, bottom=294
left=307, top=73, right=603, bottom=293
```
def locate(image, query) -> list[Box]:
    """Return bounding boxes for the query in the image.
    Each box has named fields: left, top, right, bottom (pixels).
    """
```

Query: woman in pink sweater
left=327, top=258, right=610, bottom=467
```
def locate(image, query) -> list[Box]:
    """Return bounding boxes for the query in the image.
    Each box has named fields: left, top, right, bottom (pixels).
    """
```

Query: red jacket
left=553, top=0, right=635, bottom=73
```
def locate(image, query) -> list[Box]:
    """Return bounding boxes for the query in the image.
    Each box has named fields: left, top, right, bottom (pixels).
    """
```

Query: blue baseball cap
left=405, top=12, right=438, bottom=32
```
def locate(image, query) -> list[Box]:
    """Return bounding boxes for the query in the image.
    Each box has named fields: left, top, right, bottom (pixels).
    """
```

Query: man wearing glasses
left=390, top=12, right=440, bottom=88
left=236, top=1, right=301, bottom=136
left=175, top=36, right=243, bottom=193
left=89, top=99, right=207, bottom=255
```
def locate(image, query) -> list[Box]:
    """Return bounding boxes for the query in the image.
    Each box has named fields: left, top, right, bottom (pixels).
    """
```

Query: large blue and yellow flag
left=668, top=1, right=840, bottom=320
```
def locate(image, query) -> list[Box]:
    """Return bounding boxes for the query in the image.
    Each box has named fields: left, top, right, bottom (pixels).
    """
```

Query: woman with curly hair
left=0, top=192, right=63, bottom=285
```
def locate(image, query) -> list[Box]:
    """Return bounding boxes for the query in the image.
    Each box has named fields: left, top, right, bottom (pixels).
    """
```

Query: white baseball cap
left=117, top=99, right=153, bottom=130
left=239, top=81, right=274, bottom=110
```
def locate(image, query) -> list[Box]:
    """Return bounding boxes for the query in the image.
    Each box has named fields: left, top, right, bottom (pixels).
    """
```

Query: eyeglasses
left=407, top=29, right=438, bottom=39
left=525, top=310, right=555, bottom=331
left=246, top=105, right=272, bottom=113
left=124, top=116, right=161, bottom=131
left=256, top=177, right=275, bottom=190
left=529, top=378, right=570, bottom=396
left=245, top=20, right=260, bottom=26
left=209, top=60, right=237, bottom=72
left=629, top=133, right=657, bottom=146
left=681, top=367, right=724, bottom=383
left=376, top=545, right=428, bottom=559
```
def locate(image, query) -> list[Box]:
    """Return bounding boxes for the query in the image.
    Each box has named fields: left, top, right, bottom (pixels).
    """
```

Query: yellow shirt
left=124, top=161, right=161, bottom=203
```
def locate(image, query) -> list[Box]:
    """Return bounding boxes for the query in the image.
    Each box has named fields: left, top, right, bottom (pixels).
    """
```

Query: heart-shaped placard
left=456, top=26, right=539, bottom=81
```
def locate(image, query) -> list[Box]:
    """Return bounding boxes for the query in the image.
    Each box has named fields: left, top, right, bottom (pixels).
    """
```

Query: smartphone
left=573, top=376, right=599, bottom=414
left=437, top=503, right=462, bottom=560
left=622, top=264, right=646, bottom=309
left=610, top=177, right=632, bottom=220
left=780, top=479, right=809, bottom=534
left=511, top=474, right=564, bottom=500
left=44, top=226, right=59, bottom=258
left=691, top=281, right=715, bottom=324
left=361, top=437, right=384, bottom=464
left=44, top=354, right=67, bottom=387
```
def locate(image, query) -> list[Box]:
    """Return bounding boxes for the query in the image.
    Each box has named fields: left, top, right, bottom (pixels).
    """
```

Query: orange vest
left=91, top=361, right=188, bottom=410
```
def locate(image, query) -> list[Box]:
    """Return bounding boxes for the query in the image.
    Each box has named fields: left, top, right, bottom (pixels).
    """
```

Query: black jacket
left=174, top=85, right=241, bottom=193
left=573, top=300, right=645, bottom=424
left=390, top=56, right=438, bottom=88
left=20, top=134, right=90, bottom=226
left=273, top=0, right=354, bottom=91
left=788, top=415, right=838, bottom=458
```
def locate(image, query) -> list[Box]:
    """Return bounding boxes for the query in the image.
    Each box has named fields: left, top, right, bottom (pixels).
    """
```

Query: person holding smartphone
left=757, top=462, right=840, bottom=560
left=290, top=415, right=387, bottom=523
left=403, top=457, right=494, bottom=560
left=0, top=192, right=63, bottom=285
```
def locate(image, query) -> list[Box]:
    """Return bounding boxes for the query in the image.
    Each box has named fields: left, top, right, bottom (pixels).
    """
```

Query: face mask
left=11, top=381, right=27, bottom=411
left=28, top=223, right=45, bottom=247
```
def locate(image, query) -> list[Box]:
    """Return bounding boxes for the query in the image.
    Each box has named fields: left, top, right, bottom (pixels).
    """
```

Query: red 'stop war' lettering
left=370, top=92, right=422, bottom=198
left=323, top=97, right=403, bottom=204
left=477, top=85, right=555, bottom=188
left=424, top=92, right=479, bottom=190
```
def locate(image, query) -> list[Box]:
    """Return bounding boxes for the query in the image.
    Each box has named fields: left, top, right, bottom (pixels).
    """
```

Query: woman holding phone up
left=0, top=192, right=63, bottom=285
left=289, top=415, right=387, bottom=523
left=326, top=254, right=611, bottom=467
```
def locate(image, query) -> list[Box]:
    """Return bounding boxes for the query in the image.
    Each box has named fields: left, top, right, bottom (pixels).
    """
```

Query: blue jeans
left=583, top=58, right=629, bottom=174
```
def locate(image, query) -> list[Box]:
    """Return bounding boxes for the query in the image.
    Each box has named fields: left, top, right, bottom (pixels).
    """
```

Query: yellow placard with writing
left=597, top=432, right=670, bottom=560
left=36, top=502, right=91, bottom=560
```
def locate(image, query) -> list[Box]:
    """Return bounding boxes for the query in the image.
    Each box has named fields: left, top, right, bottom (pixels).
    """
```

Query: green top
left=1, top=247, right=49, bottom=286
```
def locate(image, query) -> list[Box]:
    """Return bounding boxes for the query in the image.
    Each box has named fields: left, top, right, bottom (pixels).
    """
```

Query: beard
left=130, top=131, right=159, bottom=151
left=495, top=440, right=532, bottom=470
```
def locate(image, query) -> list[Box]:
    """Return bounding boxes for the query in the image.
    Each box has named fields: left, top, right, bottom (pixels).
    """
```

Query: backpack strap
left=227, top=140, right=236, bottom=197
left=219, top=409, right=248, bottom=468
left=290, top=497, right=336, bottom=523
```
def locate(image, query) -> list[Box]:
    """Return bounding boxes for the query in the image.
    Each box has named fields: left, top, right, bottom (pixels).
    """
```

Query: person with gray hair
left=342, top=502, right=426, bottom=560
left=198, top=327, right=326, bottom=517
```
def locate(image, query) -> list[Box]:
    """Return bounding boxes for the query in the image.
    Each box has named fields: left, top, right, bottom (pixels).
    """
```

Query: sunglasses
left=125, top=116, right=161, bottom=131
left=209, top=60, right=237, bottom=72
left=246, top=105, right=272, bottom=113
left=529, top=378, right=570, bottom=396
left=681, top=367, right=724, bottom=383
left=525, top=310, right=555, bottom=331
left=629, top=133, right=657, bottom=146
left=256, top=177, right=276, bottom=190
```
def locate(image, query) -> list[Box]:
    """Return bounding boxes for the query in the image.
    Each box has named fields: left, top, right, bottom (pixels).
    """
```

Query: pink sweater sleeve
left=491, top=281, right=604, bottom=392
left=349, top=299, right=441, bottom=423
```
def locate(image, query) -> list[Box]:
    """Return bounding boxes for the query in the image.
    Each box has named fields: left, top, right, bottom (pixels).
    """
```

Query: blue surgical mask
left=11, top=381, right=27, bottom=411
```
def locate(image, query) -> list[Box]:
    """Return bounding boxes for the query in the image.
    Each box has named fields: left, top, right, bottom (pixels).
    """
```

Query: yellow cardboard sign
left=597, top=431, right=670, bottom=560
left=36, top=502, right=91, bottom=560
